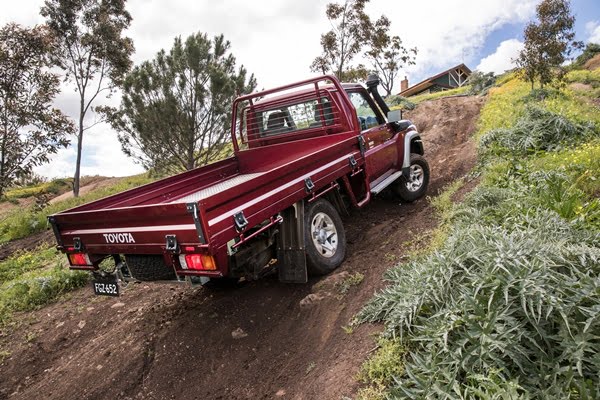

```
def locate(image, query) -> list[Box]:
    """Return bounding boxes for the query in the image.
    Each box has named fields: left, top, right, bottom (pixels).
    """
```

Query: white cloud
left=476, top=39, right=524, bottom=74
left=587, top=21, right=600, bottom=44
left=3, top=0, right=539, bottom=178
left=367, top=0, right=537, bottom=86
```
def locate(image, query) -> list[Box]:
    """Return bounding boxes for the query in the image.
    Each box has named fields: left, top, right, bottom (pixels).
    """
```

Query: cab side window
left=348, top=91, right=381, bottom=131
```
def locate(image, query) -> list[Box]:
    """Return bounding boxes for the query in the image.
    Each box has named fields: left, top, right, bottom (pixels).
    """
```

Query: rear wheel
left=125, top=255, right=176, bottom=281
left=393, top=153, right=430, bottom=202
left=304, top=199, right=346, bottom=276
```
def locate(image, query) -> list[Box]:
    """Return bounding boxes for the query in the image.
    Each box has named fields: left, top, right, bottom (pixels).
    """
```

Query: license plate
left=92, top=274, right=120, bottom=297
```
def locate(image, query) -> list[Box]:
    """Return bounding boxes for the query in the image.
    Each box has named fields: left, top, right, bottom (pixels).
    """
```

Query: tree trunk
left=186, top=134, right=195, bottom=171
left=73, top=107, right=84, bottom=197
left=1, top=120, right=8, bottom=197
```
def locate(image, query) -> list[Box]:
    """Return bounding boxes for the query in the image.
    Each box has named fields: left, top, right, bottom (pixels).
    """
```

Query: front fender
left=401, top=122, right=421, bottom=176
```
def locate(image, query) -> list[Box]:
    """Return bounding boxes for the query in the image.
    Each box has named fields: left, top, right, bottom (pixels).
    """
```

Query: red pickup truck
left=49, top=74, right=429, bottom=294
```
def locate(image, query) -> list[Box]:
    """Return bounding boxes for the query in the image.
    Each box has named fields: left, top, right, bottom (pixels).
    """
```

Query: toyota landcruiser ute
left=49, top=74, right=429, bottom=295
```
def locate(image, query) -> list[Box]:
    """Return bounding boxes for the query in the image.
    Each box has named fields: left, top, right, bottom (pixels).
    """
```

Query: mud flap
left=277, top=200, right=308, bottom=283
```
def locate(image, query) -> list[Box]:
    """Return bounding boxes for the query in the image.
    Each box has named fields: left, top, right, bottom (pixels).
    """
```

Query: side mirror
left=387, top=109, right=402, bottom=123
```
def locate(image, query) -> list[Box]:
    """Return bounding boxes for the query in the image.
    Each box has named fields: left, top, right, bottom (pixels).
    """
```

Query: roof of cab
left=252, top=82, right=364, bottom=108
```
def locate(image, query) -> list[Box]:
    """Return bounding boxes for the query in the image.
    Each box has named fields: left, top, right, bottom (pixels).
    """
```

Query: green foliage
left=310, top=0, right=376, bottom=81
left=569, top=42, right=600, bottom=69
left=565, top=69, right=600, bottom=86
left=3, top=178, right=70, bottom=201
left=386, top=95, right=416, bottom=110
left=359, top=202, right=600, bottom=398
left=480, top=106, right=597, bottom=157
left=360, top=339, right=405, bottom=387
left=476, top=75, right=530, bottom=138
left=430, top=178, right=464, bottom=218
left=365, top=23, right=417, bottom=96
left=0, top=173, right=154, bottom=243
left=0, top=249, right=88, bottom=325
left=0, top=23, right=73, bottom=197
left=0, top=247, right=57, bottom=284
left=100, top=32, right=255, bottom=174
left=516, top=0, right=583, bottom=88
left=359, top=66, right=600, bottom=397
left=41, top=0, right=134, bottom=197
left=531, top=141, right=600, bottom=196
left=409, top=85, right=470, bottom=104
left=467, top=71, right=496, bottom=95
left=337, top=271, right=364, bottom=294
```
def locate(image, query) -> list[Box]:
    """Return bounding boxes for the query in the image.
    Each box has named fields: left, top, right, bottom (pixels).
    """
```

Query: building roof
left=399, top=64, right=472, bottom=97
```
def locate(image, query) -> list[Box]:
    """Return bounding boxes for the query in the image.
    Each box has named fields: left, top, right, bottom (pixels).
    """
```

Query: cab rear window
left=256, top=97, right=336, bottom=137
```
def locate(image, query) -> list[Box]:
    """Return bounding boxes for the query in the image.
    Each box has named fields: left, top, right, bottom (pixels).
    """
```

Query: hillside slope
left=0, top=95, right=484, bottom=400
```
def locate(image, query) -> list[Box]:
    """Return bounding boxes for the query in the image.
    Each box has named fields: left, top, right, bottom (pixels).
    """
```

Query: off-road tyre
left=304, top=199, right=346, bottom=276
left=125, top=255, right=176, bottom=281
left=394, top=153, right=430, bottom=202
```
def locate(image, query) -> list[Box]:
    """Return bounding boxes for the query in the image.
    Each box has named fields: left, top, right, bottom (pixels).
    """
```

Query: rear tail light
left=68, top=253, right=92, bottom=266
left=179, top=253, right=216, bottom=271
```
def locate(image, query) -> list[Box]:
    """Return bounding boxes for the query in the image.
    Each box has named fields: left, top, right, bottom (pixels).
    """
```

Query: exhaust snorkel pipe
left=365, top=74, right=390, bottom=116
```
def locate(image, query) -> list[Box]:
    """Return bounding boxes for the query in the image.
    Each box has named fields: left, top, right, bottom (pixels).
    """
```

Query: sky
left=1, top=0, right=599, bottom=179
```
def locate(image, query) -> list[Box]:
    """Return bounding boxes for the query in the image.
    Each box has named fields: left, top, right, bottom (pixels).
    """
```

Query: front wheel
left=393, top=153, right=430, bottom=202
left=304, top=199, right=347, bottom=276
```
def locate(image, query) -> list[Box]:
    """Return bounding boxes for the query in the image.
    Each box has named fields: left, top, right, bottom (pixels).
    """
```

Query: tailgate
left=50, top=201, right=206, bottom=255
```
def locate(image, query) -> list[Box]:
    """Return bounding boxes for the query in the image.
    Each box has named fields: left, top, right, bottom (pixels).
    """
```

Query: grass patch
left=476, top=74, right=530, bottom=138
left=0, top=247, right=58, bottom=284
left=0, top=349, right=11, bottom=363
left=3, top=178, right=71, bottom=201
left=409, top=85, right=470, bottom=104
left=429, top=178, right=465, bottom=218
left=337, top=272, right=364, bottom=295
left=0, top=173, right=154, bottom=243
left=565, top=69, right=600, bottom=86
left=0, top=248, right=89, bottom=326
left=359, top=339, right=405, bottom=387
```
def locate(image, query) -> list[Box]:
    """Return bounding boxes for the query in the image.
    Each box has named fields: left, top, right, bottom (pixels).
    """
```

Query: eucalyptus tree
left=41, top=0, right=134, bottom=196
left=0, top=23, right=73, bottom=196
left=517, top=0, right=582, bottom=88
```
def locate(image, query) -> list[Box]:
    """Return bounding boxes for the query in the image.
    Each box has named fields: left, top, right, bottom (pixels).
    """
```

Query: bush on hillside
left=467, top=71, right=496, bottom=95
left=385, top=95, right=416, bottom=110
left=480, top=106, right=597, bottom=156
left=570, top=42, right=600, bottom=70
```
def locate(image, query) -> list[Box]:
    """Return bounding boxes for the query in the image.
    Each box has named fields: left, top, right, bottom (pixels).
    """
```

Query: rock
left=77, top=320, right=86, bottom=329
left=111, top=302, right=126, bottom=309
left=55, top=321, right=65, bottom=328
left=299, top=293, right=327, bottom=308
left=312, top=271, right=349, bottom=292
left=231, top=328, right=248, bottom=339
left=276, top=389, right=286, bottom=396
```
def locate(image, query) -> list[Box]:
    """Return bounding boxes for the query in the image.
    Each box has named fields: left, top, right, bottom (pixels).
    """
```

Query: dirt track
left=0, top=95, right=485, bottom=400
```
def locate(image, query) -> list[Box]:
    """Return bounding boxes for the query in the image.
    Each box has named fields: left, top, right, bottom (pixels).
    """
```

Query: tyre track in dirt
left=0, top=95, right=485, bottom=400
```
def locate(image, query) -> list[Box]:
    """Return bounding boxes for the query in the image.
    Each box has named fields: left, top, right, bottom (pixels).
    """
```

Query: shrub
left=386, top=95, right=416, bottom=110
left=0, top=261, right=89, bottom=325
left=466, top=71, right=496, bottom=95
left=0, top=247, right=57, bottom=284
left=410, top=86, right=470, bottom=104
left=569, top=43, right=600, bottom=70
left=480, top=106, right=597, bottom=157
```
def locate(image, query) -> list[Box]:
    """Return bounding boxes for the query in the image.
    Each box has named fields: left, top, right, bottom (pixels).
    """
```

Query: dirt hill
left=0, top=95, right=485, bottom=400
